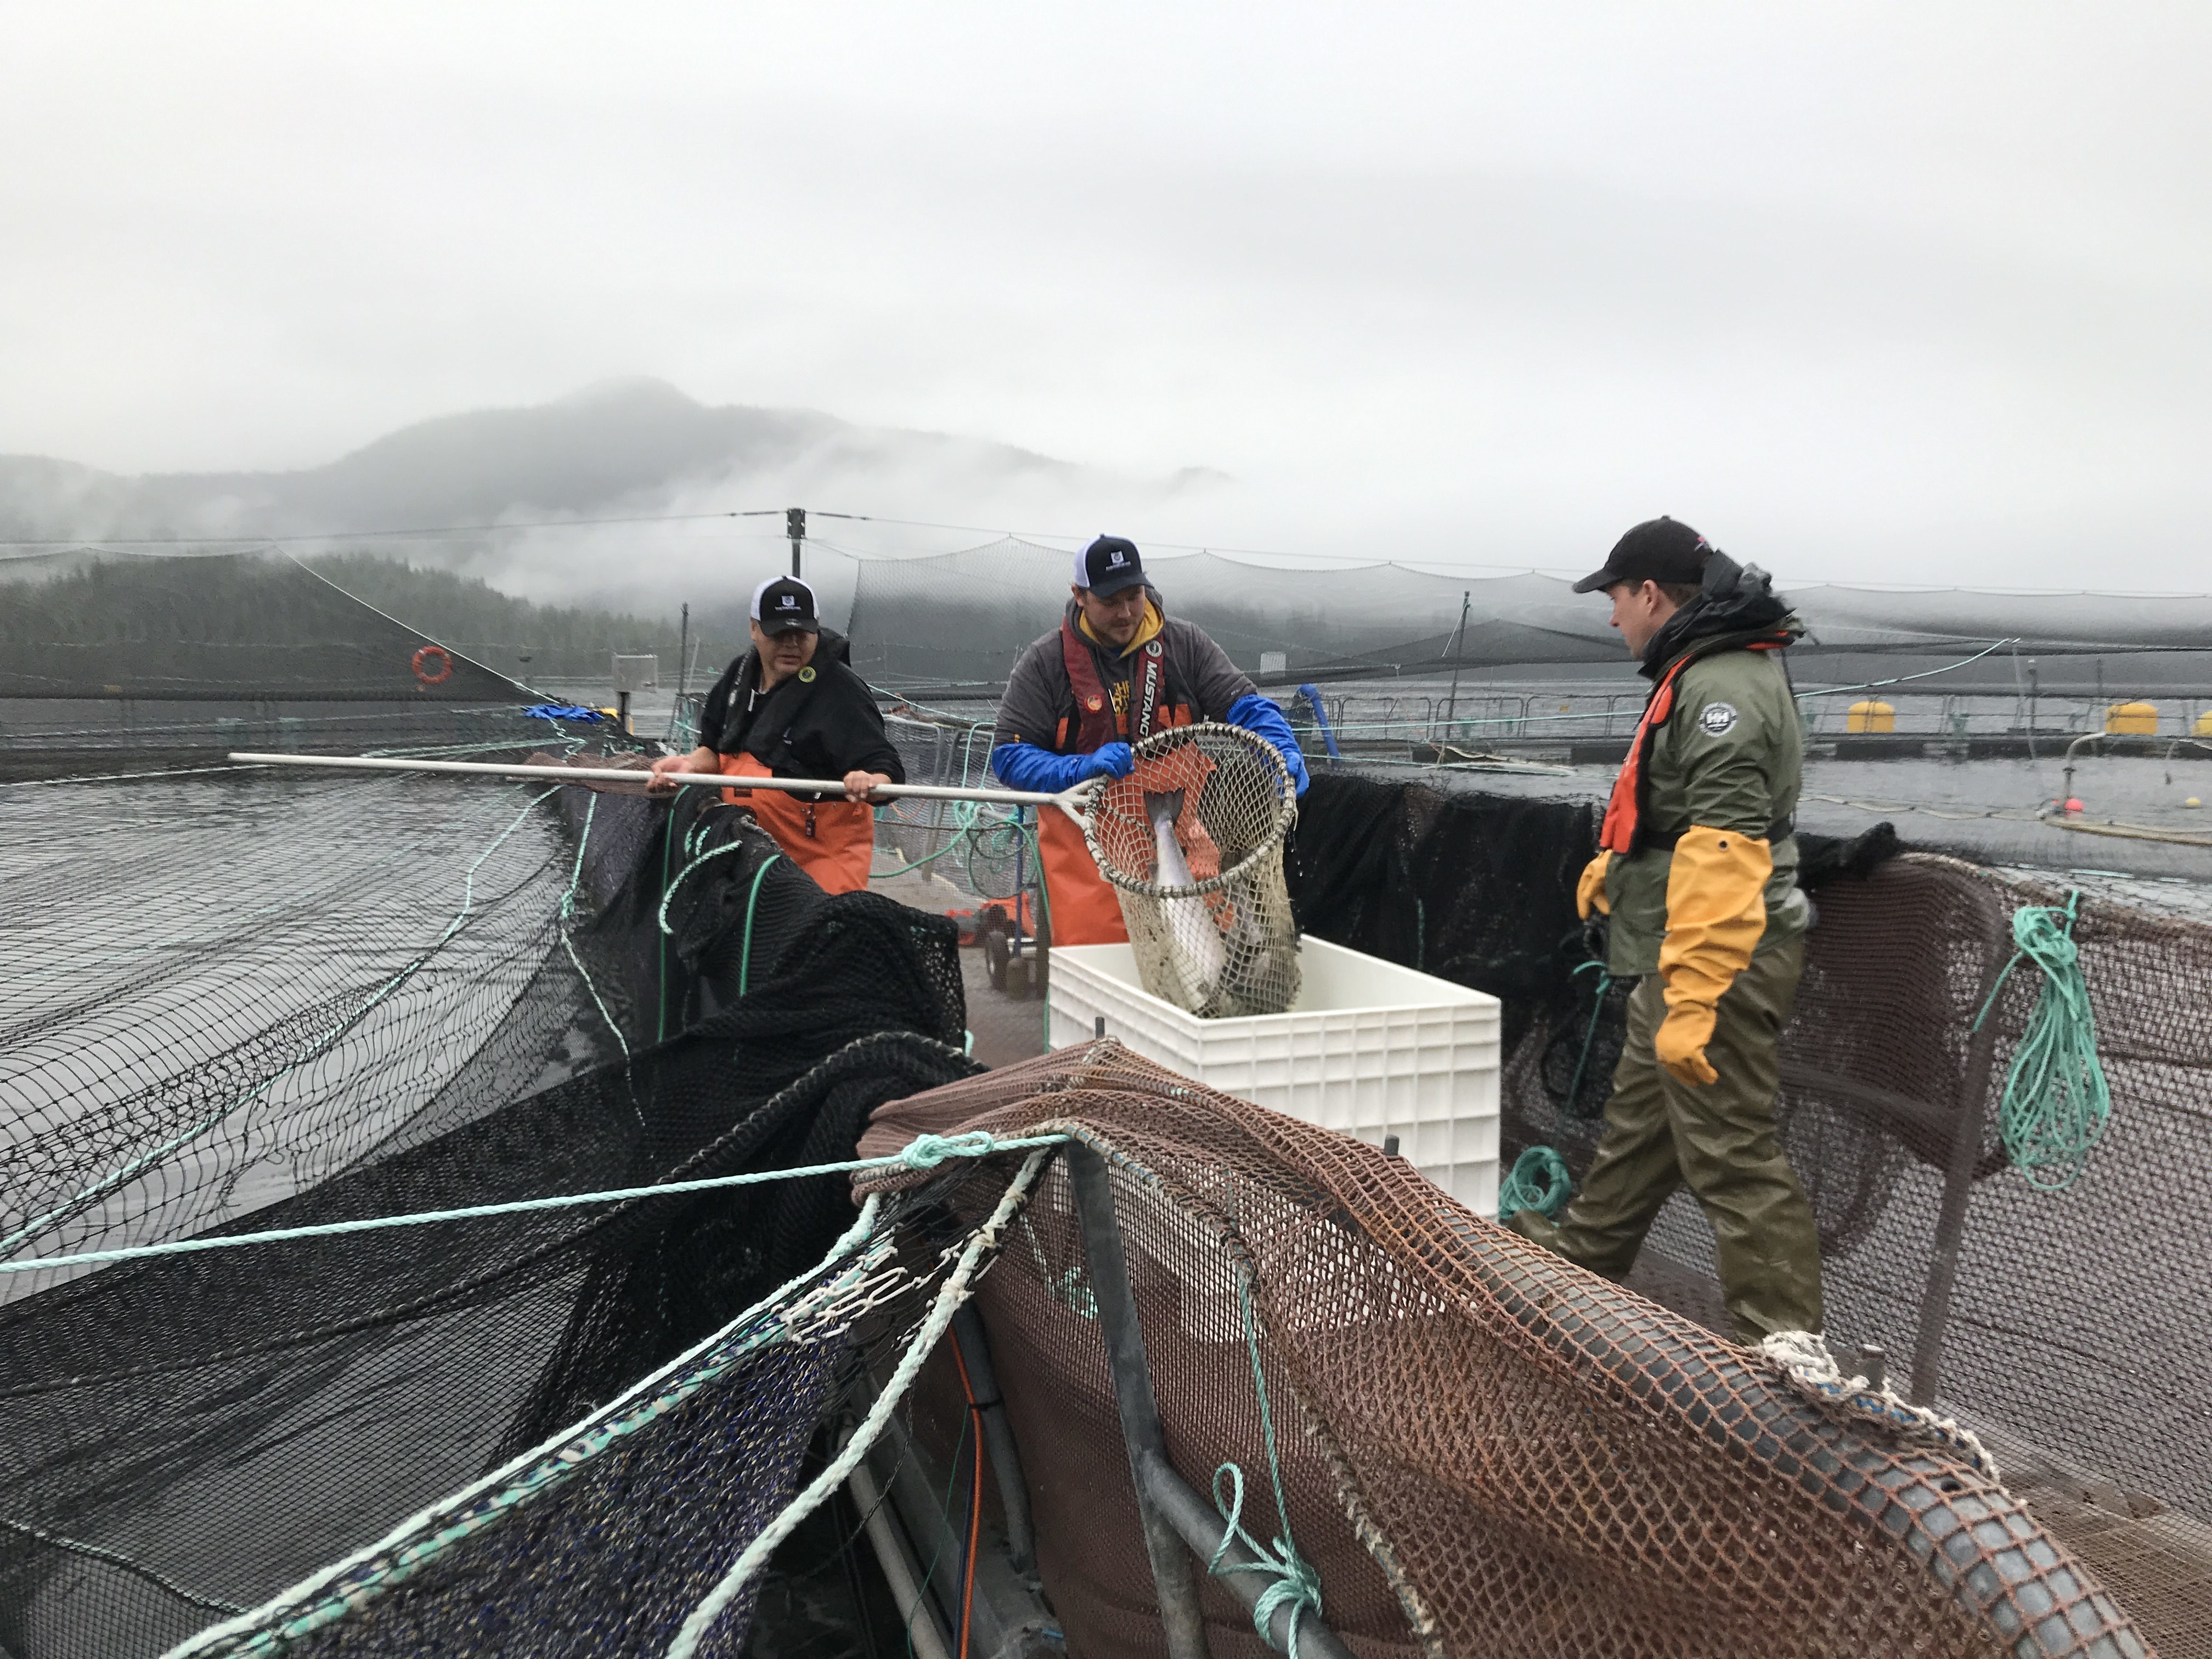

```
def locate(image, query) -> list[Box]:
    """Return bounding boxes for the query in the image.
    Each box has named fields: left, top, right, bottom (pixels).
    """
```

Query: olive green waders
left=1509, top=935, right=1825, bottom=1341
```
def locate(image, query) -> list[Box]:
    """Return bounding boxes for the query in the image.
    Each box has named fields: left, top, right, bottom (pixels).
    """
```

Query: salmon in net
left=1081, top=721, right=1301, bottom=1017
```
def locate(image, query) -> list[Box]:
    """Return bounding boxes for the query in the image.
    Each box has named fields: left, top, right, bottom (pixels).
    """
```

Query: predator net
left=860, top=1042, right=2154, bottom=1659
left=842, top=534, right=2212, bottom=694
left=1084, top=721, right=1301, bottom=1018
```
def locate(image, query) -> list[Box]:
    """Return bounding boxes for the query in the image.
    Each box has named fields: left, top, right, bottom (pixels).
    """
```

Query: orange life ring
left=411, top=645, right=453, bottom=687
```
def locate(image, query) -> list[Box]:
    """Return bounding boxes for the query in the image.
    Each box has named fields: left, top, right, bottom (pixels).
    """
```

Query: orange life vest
left=1039, top=619, right=1197, bottom=946
left=1599, top=637, right=1787, bottom=856
left=718, top=751, right=874, bottom=895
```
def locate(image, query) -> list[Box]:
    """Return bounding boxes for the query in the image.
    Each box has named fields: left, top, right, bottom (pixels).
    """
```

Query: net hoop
left=1081, top=721, right=1296, bottom=899
left=411, top=645, right=454, bottom=686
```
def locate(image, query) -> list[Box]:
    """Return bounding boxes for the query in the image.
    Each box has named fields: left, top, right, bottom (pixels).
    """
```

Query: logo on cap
left=1108, top=550, right=1126, bottom=567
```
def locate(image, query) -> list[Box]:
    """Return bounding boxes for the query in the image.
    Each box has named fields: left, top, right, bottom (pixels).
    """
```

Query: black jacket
left=698, top=630, right=904, bottom=791
left=1639, top=551, right=1802, bottom=679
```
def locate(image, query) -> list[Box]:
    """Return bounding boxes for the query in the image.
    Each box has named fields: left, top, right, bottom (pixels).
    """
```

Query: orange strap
left=1598, top=656, right=1692, bottom=855
left=1598, top=639, right=1785, bottom=856
left=718, top=752, right=875, bottom=895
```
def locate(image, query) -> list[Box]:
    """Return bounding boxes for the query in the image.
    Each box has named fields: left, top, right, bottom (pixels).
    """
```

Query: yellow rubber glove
left=1575, top=850, right=1612, bottom=919
left=1655, top=826, right=1772, bottom=1087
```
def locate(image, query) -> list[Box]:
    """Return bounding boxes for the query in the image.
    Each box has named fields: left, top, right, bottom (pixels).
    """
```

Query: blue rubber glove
left=1224, top=693, right=1311, bottom=796
left=990, top=741, right=1134, bottom=794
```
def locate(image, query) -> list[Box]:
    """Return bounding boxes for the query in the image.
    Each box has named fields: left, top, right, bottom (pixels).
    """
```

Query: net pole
left=1065, top=1143, right=1209, bottom=1659
left=1908, top=884, right=2016, bottom=1405
left=225, top=751, right=1089, bottom=810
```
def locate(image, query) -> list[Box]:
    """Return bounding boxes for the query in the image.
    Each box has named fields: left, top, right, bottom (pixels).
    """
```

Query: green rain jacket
left=1602, top=612, right=1812, bottom=979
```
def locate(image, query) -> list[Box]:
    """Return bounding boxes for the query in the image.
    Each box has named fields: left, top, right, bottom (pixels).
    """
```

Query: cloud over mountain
left=0, top=379, right=1227, bottom=618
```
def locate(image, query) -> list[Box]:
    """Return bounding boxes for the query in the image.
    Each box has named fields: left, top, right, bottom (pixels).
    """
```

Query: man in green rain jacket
left=1508, top=517, right=1824, bottom=1343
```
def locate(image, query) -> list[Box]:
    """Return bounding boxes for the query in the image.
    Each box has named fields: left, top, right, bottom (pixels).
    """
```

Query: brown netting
left=1491, top=850, right=2212, bottom=1657
left=1084, top=722, right=1300, bottom=1017
left=856, top=1042, right=2155, bottom=1658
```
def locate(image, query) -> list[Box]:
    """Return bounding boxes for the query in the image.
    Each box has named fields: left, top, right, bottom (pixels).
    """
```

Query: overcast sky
left=5, top=3, right=2209, bottom=589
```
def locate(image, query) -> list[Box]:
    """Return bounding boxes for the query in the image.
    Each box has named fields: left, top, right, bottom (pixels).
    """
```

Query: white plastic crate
left=1048, top=936, right=1501, bottom=1214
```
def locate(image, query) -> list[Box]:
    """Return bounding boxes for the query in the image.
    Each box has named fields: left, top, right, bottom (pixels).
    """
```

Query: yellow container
left=1847, top=699, right=1895, bottom=734
left=2105, top=701, right=2158, bottom=735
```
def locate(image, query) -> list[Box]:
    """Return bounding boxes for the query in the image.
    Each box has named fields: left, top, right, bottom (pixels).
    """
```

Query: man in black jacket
left=648, top=576, right=903, bottom=894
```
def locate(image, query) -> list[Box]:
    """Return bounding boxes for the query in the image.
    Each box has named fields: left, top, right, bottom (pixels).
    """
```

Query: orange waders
left=718, top=752, right=875, bottom=895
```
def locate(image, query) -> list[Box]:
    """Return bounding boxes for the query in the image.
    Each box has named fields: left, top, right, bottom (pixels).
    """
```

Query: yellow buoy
left=1847, top=699, right=1895, bottom=734
left=2105, top=701, right=2158, bottom=735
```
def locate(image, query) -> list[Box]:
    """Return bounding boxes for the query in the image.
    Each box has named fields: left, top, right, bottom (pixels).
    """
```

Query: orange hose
left=950, top=1340, right=985, bottom=1659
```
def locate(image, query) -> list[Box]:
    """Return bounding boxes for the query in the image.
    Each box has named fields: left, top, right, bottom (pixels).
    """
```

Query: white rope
left=1759, top=1330, right=2000, bottom=1483
left=665, top=1144, right=1055, bottom=1659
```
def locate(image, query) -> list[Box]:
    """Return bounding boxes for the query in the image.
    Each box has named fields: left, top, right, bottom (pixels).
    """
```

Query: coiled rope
left=1970, top=891, right=2112, bottom=1193
left=1497, top=1145, right=1573, bottom=1222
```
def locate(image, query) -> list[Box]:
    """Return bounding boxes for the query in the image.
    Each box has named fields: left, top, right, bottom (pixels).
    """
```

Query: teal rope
left=1563, top=959, right=1613, bottom=1120
left=1498, top=1145, right=1573, bottom=1221
left=868, top=798, right=988, bottom=877
left=1970, top=892, right=2112, bottom=1192
left=0, top=1131, right=1065, bottom=1276
left=738, top=854, right=782, bottom=997
left=1208, top=1270, right=1324, bottom=1658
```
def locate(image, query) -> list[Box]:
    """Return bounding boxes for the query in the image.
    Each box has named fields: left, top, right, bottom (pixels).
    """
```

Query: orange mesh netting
left=857, top=1041, right=2153, bottom=1659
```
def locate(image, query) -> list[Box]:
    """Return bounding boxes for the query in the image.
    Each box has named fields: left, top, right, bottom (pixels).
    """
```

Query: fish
left=1144, top=789, right=1228, bottom=1003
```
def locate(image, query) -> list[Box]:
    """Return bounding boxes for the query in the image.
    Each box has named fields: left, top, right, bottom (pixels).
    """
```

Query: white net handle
left=1080, top=721, right=1298, bottom=899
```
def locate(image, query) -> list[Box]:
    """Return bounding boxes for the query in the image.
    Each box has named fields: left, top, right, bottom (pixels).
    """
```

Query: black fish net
left=0, top=742, right=979, bottom=1659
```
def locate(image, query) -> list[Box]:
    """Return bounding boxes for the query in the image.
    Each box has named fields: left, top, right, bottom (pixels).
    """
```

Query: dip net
left=1083, top=721, right=1300, bottom=1018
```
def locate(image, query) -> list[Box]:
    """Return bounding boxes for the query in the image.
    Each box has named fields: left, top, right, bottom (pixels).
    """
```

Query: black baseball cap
left=1571, top=516, right=1713, bottom=594
left=751, top=575, right=820, bottom=634
left=1073, top=534, right=1147, bottom=598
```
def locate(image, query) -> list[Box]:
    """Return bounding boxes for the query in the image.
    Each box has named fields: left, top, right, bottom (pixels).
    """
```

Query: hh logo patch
left=1698, top=702, right=1739, bottom=737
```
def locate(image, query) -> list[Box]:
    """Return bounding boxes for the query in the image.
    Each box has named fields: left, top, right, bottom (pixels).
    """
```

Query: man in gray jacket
left=991, top=535, right=1308, bottom=945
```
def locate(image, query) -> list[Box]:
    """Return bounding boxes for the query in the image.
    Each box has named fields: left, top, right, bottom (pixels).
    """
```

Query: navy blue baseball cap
left=751, top=575, right=820, bottom=634
left=1572, top=516, right=1713, bottom=594
left=1073, top=535, right=1146, bottom=598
